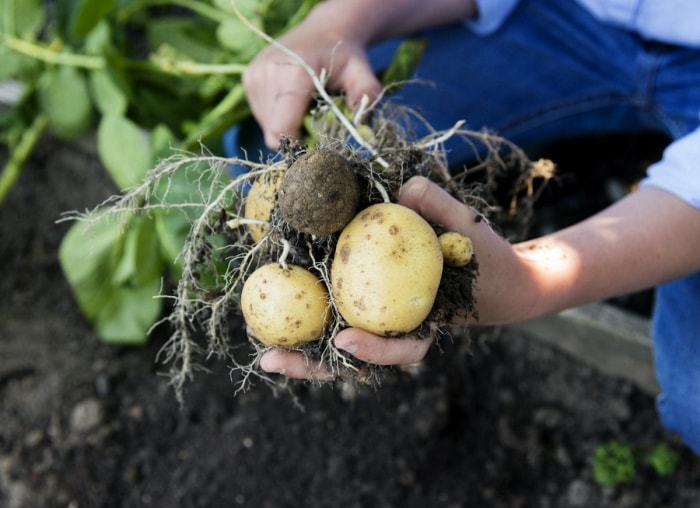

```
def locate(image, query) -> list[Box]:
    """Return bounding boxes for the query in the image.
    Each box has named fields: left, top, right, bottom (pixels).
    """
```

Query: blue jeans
left=225, top=0, right=700, bottom=453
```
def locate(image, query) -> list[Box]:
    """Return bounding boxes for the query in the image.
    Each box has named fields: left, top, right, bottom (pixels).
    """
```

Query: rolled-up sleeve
left=640, top=127, right=700, bottom=209
left=466, top=0, right=522, bottom=35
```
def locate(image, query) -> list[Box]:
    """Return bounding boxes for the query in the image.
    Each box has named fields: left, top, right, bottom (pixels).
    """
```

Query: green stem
left=117, top=0, right=226, bottom=23
left=4, top=35, right=106, bottom=70
left=7, top=34, right=244, bottom=78
left=146, top=57, right=247, bottom=76
left=182, top=84, right=248, bottom=148
left=0, top=114, right=49, bottom=205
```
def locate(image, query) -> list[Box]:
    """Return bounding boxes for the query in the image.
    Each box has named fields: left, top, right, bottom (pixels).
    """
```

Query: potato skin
left=241, top=264, right=330, bottom=347
left=330, top=203, right=443, bottom=336
left=277, top=150, right=359, bottom=236
left=439, top=232, right=473, bottom=267
left=244, top=173, right=283, bottom=243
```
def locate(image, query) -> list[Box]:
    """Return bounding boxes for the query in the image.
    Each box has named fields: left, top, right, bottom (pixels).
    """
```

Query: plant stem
left=148, top=56, right=247, bottom=76
left=4, top=35, right=105, bottom=70
left=182, top=84, right=248, bottom=148
left=117, top=0, right=226, bottom=23
left=0, top=114, right=49, bottom=205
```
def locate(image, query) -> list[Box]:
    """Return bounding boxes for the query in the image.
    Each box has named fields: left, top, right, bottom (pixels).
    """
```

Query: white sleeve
left=466, top=0, right=522, bottom=35
left=640, top=126, right=700, bottom=209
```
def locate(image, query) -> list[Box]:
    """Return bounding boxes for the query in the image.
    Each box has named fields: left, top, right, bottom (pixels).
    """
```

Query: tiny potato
left=241, top=263, right=330, bottom=347
left=331, top=202, right=443, bottom=336
left=244, top=172, right=283, bottom=243
left=439, top=232, right=473, bottom=267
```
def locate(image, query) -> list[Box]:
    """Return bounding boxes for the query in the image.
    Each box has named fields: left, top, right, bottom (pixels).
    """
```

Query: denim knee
left=652, top=273, right=700, bottom=455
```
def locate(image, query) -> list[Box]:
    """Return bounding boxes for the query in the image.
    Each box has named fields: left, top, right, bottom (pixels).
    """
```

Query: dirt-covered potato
left=241, top=263, right=330, bottom=347
left=330, top=203, right=443, bottom=336
left=244, top=172, right=283, bottom=243
left=277, top=150, right=360, bottom=236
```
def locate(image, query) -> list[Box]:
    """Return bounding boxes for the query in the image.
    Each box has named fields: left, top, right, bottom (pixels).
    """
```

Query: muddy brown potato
left=277, top=150, right=360, bottom=236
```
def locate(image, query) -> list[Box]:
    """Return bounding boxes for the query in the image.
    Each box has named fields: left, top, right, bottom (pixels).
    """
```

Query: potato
left=439, top=232, right=473, bottom=267
left=241, top=263, right=330, bottom=347
left=277, top=150, right=360, bottom=236
left=330, top=203, right=443, bottom=336
left=244, top=172, right=283, bottom=243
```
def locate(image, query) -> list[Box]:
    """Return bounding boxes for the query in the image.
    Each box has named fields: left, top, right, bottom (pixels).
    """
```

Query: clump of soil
left=277, top=149, right=360, bottom=236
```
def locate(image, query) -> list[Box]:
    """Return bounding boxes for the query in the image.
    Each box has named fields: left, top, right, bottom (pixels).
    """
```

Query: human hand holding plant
left=243, top=0, right=477, bottom=149
left=260, top=174, right=700, bottom=379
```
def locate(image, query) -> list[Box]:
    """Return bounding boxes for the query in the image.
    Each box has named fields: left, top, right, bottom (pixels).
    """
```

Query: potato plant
left=1, top=0, right=322, bottom=344
left=57, top=5, right=552, bottom=399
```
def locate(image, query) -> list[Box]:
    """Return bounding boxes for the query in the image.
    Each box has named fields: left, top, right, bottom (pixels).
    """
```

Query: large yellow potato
left=241, top=264, right=330, bottom=347
left=330, top=203, right=443, bottom=336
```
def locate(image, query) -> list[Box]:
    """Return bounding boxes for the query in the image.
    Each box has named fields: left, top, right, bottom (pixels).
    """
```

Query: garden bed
left=1, top=136, right=699, bottom=508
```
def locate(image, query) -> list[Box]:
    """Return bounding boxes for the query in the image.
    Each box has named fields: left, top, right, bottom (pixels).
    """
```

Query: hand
left=243, top=10, right=382, bottom=149
left=243, top=0, right=477, bottom=149
left=259, top=175, right=517, bottom=379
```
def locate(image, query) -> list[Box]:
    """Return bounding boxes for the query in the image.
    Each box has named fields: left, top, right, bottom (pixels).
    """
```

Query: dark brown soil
left=1, top=135, right=699, bottom=508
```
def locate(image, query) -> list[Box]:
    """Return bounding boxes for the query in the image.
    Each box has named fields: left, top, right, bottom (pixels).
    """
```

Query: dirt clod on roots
left=278, top=149, right=360, bottom=236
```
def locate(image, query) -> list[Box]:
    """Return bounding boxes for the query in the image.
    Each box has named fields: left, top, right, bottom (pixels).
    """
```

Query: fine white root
left=278, top=238, right=291, bottom=269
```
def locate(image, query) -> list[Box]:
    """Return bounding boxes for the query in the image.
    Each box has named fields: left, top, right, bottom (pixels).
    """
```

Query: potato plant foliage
left=1, top=0, right=323, bottom=344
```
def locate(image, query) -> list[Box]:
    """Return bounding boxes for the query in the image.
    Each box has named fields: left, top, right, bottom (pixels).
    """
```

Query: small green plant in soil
left=593, top=440, right=680, bottom=486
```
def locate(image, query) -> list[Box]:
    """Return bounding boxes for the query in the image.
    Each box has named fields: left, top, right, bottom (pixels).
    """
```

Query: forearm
left=300, top=0, right=477, bottom=46
left=511, top=186, right=700, bottom=321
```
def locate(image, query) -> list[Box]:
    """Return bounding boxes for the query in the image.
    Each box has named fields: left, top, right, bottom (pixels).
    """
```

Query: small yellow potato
left=439, top=232, right=473, bottom=267
left=244, top=172, right=283, bottom=243
left=241, top=264, right=330, bottom=347
left=330, top=203, right=443, bottom=336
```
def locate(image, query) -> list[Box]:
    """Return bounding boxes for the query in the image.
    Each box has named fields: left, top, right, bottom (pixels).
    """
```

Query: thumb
left=398, top=176, right=475, bottom=234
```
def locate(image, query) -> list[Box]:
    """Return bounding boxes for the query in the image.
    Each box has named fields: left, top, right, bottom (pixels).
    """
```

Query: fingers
left=398, top=176, right=477, bottom=233
left=334, top=328, right=432, bottom=366
left=259, top=349, right=336, bottom=381
left=336, top=54, right=383, bottom=112
left=243, top=57, right=312, bottom=149
left=243, top=37, right=382, bottom=150
left=259, top=329, right=432, bottom=382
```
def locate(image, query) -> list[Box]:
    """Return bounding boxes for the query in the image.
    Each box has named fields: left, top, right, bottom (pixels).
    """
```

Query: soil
left=2, top=135, right=700, bottom=508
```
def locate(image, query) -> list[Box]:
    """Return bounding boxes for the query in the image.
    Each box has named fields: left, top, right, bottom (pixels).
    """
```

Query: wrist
left=303, top=0, right=477, bottom=46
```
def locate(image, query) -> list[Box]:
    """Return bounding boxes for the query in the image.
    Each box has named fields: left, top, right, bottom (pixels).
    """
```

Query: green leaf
left=89, top=68, right=127, bottom=115
left=216, top=17, right=264, bottom=61
left=97, top=114, right=153, bottom=189
left=381, top=39, right=426, bottom=87
left=69, top=0, right=117, bottom=38
left=59, top=215, right=164, bottom=345
left=150, top=123, right=178, bottom=159
left=645, top=444, right=680, bottom=476
left=0, top=0, right=44, bottom=38
left=112, top=216, right=163, bottom=286
left=259, top=0, right=318, bottom=36
left=593, top=441, right=637, bottom=486
left=154, top=211, right=187, bottom=279
left=147, top=17, right=223, bottom=64
left=37, top=66, right=93, bottom=140
left=83, top=19, right=112, bottom=54
left=94, top=278, right=163, bottom=344
left=213, top=0, right=259, bottom=19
